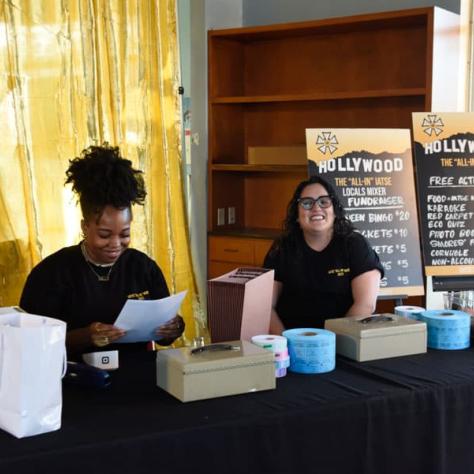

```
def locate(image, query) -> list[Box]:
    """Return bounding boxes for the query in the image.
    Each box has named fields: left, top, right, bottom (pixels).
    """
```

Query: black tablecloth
left=2, top=347, right=474, bottom=474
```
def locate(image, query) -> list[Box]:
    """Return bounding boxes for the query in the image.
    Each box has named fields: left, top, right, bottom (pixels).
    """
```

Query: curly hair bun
left=65, top=144, right=146, bottom=216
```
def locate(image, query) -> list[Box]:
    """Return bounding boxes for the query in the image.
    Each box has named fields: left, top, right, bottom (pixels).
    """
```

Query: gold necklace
left=85, top=261, right=114, bottom=282
left=81, top=242, right=115, bottom=282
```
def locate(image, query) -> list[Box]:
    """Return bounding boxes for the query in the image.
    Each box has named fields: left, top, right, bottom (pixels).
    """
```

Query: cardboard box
left=324, top=313, right=427, bottom=362
left=207, top=267, right=274, bottom=343
left=247, top=146, right=307, bottom=165
left=156, top=340, right=276, bottom=402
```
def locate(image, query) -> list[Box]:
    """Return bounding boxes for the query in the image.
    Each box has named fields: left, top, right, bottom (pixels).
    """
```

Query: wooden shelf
left=209, top=227, right=281, bottom=240
left=211, top=88, right=426, bottom=104
left=211, top=164, right=307, bottom=172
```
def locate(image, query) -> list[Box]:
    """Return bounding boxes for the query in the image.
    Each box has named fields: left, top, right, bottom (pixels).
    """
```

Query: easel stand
left=377, top=294, right=409, bottom=311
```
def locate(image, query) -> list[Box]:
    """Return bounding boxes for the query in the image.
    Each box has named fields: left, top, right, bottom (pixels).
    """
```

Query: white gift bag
left=0, top=307, right=67, bottom=438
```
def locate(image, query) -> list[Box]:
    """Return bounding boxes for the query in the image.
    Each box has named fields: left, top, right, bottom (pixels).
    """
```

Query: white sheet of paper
left=113, top=291, right=187, bottom=343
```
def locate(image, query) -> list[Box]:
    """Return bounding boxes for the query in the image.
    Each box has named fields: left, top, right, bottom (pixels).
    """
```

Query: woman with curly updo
left=264, top=175, right=384, bottom=334
left=20, top=145, right=184, bottom=355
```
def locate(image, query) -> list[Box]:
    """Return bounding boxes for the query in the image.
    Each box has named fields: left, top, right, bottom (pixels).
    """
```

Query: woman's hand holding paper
left=155, top=315, right=185, bottom=343
left=90, top=322, right=126, bottom=347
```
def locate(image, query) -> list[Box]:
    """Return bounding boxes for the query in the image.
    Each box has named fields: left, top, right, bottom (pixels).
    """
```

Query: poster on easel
left=306, top=128, right=424, bottom=297
left=412, top=112, right=474, bottom=277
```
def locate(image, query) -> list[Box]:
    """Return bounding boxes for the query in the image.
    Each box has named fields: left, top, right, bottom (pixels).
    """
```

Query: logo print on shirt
left=127, top=290, right=150, bottom=300
left=328, top=268, right=350, bottom=277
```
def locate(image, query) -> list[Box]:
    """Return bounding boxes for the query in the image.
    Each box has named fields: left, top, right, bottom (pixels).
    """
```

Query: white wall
left=206, top=0, right=243, bottom=29
left=177, top=0, right=208, bottom=312
left=189, top=0, right=208, bottom=311
left=243, top=0, right=461, bottom=26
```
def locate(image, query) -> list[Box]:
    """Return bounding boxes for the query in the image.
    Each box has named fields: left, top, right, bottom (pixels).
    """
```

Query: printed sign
left=306, top=128, right=424, bottom=297
left=412, top=113, right=474, bottom=276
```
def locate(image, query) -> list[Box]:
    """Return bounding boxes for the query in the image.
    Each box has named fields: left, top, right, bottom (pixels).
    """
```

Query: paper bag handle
left=61, top=347, right=67, bottom=378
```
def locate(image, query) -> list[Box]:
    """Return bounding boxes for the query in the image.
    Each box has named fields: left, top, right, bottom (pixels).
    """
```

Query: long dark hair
left=65, top=144, right=146, bottom=220
left=271, top=174, right=355, bottom=256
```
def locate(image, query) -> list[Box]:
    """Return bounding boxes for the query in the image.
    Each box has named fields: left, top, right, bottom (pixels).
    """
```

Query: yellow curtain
left=0, top=0, right=203, bottom=342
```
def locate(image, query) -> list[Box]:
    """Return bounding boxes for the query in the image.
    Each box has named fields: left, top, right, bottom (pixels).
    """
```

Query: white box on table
left=324, top=313, right=427, bottom=362
left=156, top=340, right=275, bottom=402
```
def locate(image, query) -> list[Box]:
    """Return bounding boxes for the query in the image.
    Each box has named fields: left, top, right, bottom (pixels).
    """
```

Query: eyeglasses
left=297, top=195, right=333, bottom=210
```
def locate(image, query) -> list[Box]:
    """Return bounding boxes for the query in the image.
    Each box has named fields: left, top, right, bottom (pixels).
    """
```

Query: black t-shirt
left=263, top=232, right=384, bottom=329
left=20, top=244, right=170, bottom=352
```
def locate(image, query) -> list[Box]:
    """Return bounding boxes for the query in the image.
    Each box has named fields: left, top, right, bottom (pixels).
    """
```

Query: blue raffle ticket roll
left=395, top=305, right=425, bottom=321
left=282, top=328, right=335, bottom=374
left=419, top=310, right=470, bottom=350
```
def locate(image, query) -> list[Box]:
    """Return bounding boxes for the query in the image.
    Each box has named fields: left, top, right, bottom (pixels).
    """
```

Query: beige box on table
left=247, top=146, right=307, bottom=165
left=324, top=314, right=427, bottom=362
left=156, top=340, right=276, bottom=402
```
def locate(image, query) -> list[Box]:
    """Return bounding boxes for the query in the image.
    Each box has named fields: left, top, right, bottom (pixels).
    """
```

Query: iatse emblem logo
left=316, top=131, right=338, bottom=155
left=422, top=114, right=444, bottom=137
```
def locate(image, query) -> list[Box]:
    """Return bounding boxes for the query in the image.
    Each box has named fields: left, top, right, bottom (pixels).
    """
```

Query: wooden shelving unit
left=207, top=7, right=459, bottom=282
left=211, top=88, right=427, bottom=104
left=211, top=164, right=307, bottom=172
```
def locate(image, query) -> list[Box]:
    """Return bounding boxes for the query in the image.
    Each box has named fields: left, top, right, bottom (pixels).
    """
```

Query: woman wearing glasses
left=264, top=175, right=384, bottom=334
